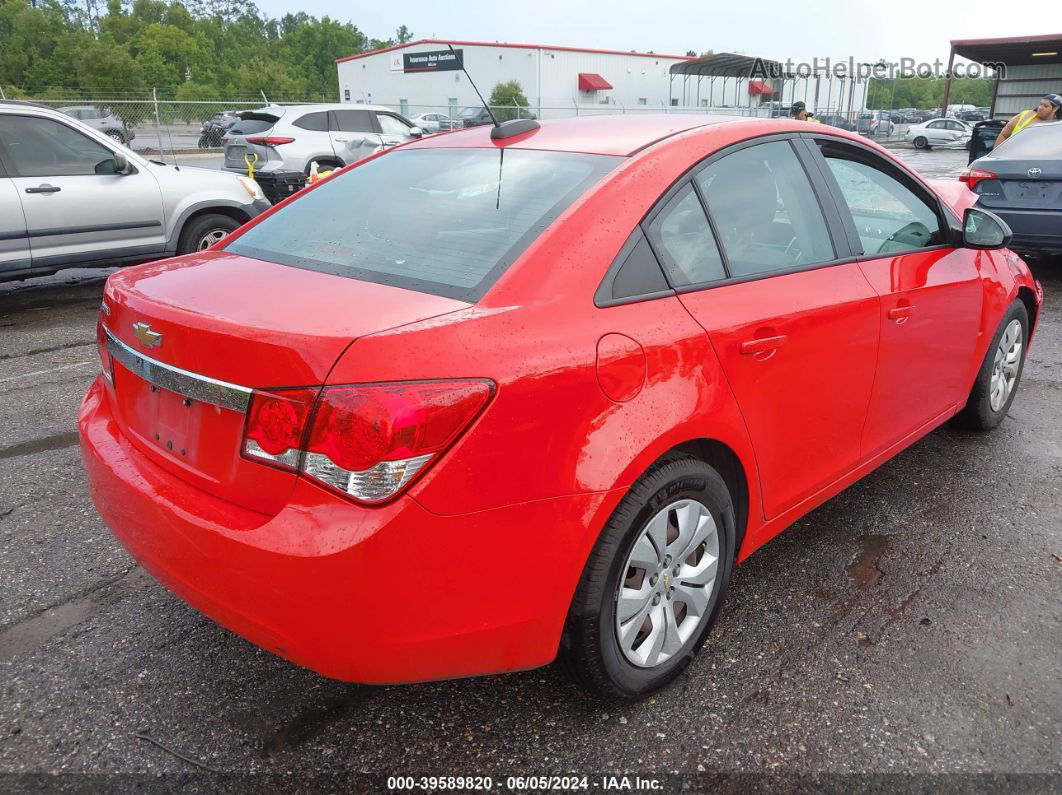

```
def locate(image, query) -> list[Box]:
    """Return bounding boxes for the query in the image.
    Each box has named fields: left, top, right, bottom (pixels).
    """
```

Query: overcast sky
left=254, top=0, right=1052, bottom=65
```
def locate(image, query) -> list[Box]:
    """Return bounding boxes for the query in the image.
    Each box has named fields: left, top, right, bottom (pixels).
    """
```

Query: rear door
left=329, top=109, right=382, bottom=164
left=806, top=136, right=982, bottom=456
left=0, top=113, right=165, bottom=267
left=660, top=137, right=880, bottom=520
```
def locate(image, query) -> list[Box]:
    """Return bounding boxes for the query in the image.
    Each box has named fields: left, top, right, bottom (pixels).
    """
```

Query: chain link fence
left=7, top=91, right=909, bottom=156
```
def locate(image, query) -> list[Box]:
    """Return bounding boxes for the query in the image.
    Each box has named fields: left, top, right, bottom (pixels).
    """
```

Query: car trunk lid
left=101, top=251, right=469, bottom=513
left=223, top=111, right=283, bottom=170
left=974, top=159, right=1062, bottom=210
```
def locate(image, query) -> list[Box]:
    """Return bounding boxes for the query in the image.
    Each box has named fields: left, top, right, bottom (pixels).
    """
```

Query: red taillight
left=960, top=168, right=996, bottom=190
left=220, top=137, right=229, bottom=145
left=241, top=380, right=493, bottom=503
left=242, top=388, right=318, bottom=470
left=245, top=136, right=296, bottom=147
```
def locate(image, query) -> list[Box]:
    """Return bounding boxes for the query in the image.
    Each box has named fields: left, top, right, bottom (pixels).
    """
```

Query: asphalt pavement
left=0, top=150, right=1059, bottom=788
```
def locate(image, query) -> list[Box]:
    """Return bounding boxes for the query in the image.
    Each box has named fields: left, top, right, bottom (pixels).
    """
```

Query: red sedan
left=79, top=114, right=1042, bottom=700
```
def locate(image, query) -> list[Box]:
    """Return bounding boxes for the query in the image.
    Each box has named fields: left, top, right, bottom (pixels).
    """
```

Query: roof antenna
left=448, top=44, right=540, bottom=140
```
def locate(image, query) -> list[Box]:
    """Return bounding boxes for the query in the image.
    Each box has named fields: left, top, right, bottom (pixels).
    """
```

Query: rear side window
left=331, top=109, right=374, bottom=133
left=226, top=148, right=620, bottom=301
left=696, top=140, right=835, bottom=277
left=293, top=112, right=329, bottom=131
left=647, top=184, right=726, bottom=285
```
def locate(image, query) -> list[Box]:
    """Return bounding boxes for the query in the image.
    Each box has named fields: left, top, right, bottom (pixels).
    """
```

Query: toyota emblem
left=1027, top=167, right=1042, bottom=178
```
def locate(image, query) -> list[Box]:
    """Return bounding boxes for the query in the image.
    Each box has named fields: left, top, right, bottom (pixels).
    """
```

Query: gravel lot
left=0, top=149, right=1059, bottom=789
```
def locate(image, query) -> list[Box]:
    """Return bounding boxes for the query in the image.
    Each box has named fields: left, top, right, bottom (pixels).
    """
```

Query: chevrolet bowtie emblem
left=132, top=322, right=162, bottom=349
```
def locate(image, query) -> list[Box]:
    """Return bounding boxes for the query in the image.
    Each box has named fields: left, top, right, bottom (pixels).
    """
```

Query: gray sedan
left=966, top=122, right=1062, bottom=255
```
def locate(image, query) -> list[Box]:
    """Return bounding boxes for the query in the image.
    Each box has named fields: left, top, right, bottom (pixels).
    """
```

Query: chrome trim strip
left=105, top=328, right=252, bottom=412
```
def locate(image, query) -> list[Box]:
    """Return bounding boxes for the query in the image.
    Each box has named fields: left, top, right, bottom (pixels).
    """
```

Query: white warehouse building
left=335, top=38, right=824, bottom=119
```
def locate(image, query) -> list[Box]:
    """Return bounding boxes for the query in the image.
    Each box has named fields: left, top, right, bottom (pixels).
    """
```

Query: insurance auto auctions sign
left=403, top=49, right=464, bottom=73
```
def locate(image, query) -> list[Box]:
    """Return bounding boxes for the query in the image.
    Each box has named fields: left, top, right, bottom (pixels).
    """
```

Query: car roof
left=405, top=114, right=757, bottom=157
left=248, top=103, right=401, bottom=116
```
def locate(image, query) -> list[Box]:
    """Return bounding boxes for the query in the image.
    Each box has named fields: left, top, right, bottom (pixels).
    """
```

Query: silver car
left=222, top=104, right=424, bottom=177
left=905, top=118, right=973, bottom=150
left=0, top=101, right=270, bottom=282
left=59, top=105, right=135, bottom=145
left=409, top=112, right=458, bottom=133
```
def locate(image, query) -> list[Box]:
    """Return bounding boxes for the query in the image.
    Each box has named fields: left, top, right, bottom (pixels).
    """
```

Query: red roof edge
left=336, top=38, right=695, bottom=65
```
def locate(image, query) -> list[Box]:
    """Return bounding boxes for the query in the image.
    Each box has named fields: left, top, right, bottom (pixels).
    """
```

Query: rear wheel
left=953, top=300, right=1029, bottom=430
left=913, top=136, right=929, bottom=149
left=561, top=455, right=735, bottom=701
left=176, top=213, right=241, bottom=255
left=105, top=129, right=126, bottom=144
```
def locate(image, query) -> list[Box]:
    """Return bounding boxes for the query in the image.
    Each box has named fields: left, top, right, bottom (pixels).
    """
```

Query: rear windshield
left=226, top=148, right=621, bottom=301
left=229, top=113, right=279, bottom=136
left=994, top=123, right=1062, bottom=158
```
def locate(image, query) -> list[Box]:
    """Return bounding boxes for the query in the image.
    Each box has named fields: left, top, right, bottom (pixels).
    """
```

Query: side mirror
left=408, top=126, right=424, bottom=138
left=963, top=207, right=1012, bottom=250
left=113, top=152, right=130, bottom=174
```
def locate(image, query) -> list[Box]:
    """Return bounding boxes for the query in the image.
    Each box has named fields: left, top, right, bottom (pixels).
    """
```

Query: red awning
left=578, top=73, right=613, bottom=92
left=748, top=80, right=774, bottom=95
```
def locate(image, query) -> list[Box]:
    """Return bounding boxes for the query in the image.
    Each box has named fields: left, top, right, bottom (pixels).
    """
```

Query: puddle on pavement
left=847, top=534, right=890, bottom=588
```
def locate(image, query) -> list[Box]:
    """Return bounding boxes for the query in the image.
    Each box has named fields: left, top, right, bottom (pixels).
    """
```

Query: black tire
left=953, top=300, right=1029, bottom=431
left=105, top=129, right=126, bottom=144
left=176, top=213, right=241, bottom=255
left=560, top=454, right=736, bottom=701
left=197, top=134, right=210, bottom=148
left=913, top=136, right=929, bottom=150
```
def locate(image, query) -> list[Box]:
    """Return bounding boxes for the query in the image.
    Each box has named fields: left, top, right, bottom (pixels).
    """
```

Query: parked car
left=198, top=110, right=239, bottom=148
left=963, top=121, right=1062, bottom=255
left=457, top=105, right=495, bottom=128
left=222, top=104, right=424, bottom=180
left=818, top=114, right=855, bottom=131
left=409, top=112, right=458, bottom=133
left=905, top=118, right=972, bottom=149
left=59, top=105, right=134, bottom=145
left=80, top=114, right=1040, bottom=700
left=959, top=109, right=989, bottom=123
left=0, top=101, right=269, bottom=282
left=855, top=112, right=894, bottom=137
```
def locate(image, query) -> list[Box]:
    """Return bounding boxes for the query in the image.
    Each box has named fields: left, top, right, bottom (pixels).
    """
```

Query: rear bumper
left=78, top=377, right=612, bottom=684
left=984, top=206, right=1062, bottom=252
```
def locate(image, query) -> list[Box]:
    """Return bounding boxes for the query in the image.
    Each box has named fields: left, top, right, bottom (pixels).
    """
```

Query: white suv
left=222, top=104, right=424, bottom=180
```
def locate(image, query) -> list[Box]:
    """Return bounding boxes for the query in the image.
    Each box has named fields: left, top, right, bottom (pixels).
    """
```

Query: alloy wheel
left=196, top=229, right=230, bottom=250
left=615, top=499, right=719, bottom=668
left=989, top=318, right=1023, bottom=412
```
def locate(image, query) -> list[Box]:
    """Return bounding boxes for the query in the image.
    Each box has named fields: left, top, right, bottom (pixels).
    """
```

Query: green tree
left=489, top=79, right=529, bottom=122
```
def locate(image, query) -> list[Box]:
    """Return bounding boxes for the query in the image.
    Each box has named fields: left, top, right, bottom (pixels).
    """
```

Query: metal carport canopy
left=669, top=52, right=787, bottom=78
left=951, top=33, right=1062, bottom=66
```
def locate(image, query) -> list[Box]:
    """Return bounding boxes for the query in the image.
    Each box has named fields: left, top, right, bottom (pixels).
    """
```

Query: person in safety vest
left=790, top=101, right=821, bottom=123
left=995, top=94, right=1062, bottom=147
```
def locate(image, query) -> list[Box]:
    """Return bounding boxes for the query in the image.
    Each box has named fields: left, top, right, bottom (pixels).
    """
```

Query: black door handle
left=25, top=185, right=61, bottom=194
